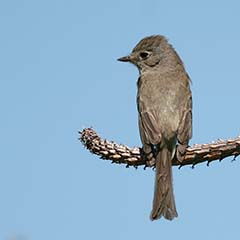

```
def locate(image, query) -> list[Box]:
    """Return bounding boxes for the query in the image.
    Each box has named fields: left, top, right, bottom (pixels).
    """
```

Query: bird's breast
left=137, top=73, right=182, bottom=137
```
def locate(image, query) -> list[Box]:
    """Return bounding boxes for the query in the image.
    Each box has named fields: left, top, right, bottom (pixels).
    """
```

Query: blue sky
left=1, top=0, right=240, bottom=239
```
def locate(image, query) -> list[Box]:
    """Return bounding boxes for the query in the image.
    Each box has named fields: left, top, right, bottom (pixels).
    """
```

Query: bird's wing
left=138, top=110, right=162, bottom=146
left=176, top=93, right=192, bottom=160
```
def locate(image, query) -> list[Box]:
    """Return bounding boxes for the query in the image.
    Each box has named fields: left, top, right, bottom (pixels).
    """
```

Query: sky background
left=1, top=0, right=240, bottom=239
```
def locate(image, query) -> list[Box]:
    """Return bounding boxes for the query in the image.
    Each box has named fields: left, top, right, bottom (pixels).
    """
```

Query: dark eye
left=139, top=51, right=149, bottom=59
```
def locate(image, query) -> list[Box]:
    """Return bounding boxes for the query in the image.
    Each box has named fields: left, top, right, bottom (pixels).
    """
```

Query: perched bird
left=118, top=35, right=192, bottom=221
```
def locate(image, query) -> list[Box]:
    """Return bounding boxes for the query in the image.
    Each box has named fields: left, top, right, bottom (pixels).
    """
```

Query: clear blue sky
left=1, top=0, right=240, bottom=239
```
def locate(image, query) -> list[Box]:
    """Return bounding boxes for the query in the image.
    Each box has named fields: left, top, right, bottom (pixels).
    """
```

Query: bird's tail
left=150, top=147, right=178, bottom=221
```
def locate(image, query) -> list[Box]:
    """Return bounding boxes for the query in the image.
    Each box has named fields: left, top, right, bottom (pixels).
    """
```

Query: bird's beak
left=117, top=55, right=131, bottom=62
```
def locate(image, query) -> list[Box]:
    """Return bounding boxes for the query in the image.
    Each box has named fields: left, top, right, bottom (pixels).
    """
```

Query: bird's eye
left=139, top=51, right=149, bottom=59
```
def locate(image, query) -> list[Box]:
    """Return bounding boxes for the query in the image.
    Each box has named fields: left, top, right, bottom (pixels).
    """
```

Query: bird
left=118, top=35, right=192, bottom=221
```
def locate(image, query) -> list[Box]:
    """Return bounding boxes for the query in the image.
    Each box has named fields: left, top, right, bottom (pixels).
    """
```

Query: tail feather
left=150, top=147, right=178, bottom=221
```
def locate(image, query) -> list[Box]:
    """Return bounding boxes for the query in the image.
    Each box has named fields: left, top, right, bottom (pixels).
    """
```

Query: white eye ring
left=139, top=51, right=150, bottom=59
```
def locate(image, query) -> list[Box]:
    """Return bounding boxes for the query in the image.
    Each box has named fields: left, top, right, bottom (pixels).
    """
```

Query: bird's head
left=118, top=35, right=168, bottom=70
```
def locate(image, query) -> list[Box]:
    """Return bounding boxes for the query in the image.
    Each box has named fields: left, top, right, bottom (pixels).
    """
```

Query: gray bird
left=118, top=35, right=192, bottom=221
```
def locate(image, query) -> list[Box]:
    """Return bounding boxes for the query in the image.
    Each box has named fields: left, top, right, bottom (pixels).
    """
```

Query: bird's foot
left=140, top=148, right=156, bottom=168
